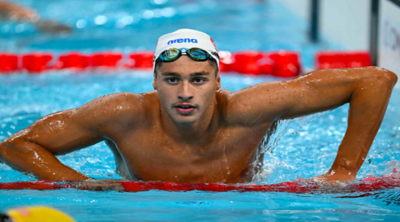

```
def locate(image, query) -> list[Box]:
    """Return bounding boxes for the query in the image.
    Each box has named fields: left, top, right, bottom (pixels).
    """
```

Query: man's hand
left=308, top=167, right=357, bottom=184
left=71, top=179, right=127, bottom=192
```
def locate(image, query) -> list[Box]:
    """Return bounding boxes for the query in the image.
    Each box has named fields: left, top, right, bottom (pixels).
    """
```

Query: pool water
left=1, top=73, right=400, bottom=221
left=1, top=0, right=400, bottom=221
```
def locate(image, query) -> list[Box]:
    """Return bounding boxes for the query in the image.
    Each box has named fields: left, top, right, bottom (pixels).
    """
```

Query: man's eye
left=166, top=78, right=179, bottom=83
left=192, top=78, right=206, bottom=84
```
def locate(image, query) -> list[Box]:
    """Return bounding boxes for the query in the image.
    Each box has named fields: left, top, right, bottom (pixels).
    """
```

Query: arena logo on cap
left=167, top=38, right=198, bottom=45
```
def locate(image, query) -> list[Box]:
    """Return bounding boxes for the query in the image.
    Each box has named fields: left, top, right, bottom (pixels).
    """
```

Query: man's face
left=153, top=56, right=221, bottom=125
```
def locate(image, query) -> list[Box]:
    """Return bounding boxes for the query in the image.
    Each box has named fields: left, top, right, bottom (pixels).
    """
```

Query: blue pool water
left=1, top=0, right=400, bottom=221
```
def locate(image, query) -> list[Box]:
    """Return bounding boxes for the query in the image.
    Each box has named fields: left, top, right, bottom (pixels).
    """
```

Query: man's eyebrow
left=160, top=72, right=210, bottom=77
left=190, top=72, right=210, bottom=76
left=161, top=72, right=180, bottom=77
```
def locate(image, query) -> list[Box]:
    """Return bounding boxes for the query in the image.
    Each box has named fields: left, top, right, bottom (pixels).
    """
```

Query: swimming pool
left=1, top=0, right=400, bottom=221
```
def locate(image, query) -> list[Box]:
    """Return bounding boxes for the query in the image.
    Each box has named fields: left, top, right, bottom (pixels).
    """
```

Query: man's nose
left=178, top=82, right=194, bottom=101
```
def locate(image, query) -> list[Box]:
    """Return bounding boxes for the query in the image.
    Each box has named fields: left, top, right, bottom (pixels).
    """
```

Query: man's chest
left=111, top=126, right=268, bottom=183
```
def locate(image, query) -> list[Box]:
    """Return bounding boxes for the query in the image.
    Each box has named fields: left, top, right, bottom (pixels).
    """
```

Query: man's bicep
left=23, top=92, right=144, bottom=154
left=229, top=74, right=352, bottom=125
left=280, top=69, right=362, bottom=119
left=20, top=108, right=102, bottom=155
left=7, top=92, right=142, bottom=155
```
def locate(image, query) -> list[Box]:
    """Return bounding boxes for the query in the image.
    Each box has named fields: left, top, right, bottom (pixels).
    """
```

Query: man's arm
left=0, top=0, right=71, bottom=33
left=0, top=93, right=143, bottom=181
left=0, top=0, right=39, bottom=22
left=229, top=66, right=398, bottom=182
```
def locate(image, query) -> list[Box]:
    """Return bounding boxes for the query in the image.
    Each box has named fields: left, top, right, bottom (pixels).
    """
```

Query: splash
left=252, top=111, right=329, bottom=183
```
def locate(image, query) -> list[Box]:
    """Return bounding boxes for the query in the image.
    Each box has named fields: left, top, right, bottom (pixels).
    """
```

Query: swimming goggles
left=156, top=48, right=219, bottom=63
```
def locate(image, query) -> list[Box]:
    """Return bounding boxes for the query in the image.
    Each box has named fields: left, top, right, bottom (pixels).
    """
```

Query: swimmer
left=0, top=29, right=397, bottom=185
left=0, top=0, right=71, bottom=33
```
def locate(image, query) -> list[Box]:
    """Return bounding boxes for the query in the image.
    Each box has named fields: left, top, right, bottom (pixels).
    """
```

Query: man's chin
left=173, top=116, right=199, bottom=126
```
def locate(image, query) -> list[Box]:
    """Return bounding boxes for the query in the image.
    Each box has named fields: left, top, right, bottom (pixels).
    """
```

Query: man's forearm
left=329, top=68, right=397, bottom=178
left=0, top=138, right=90, bottom=180
left=0, top=1, right=17, bottom=12
left=0, top=0, right=39, bottom=22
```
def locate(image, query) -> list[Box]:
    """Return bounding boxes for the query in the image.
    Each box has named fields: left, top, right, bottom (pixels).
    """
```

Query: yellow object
left=7, top=206, right=75, bottom=222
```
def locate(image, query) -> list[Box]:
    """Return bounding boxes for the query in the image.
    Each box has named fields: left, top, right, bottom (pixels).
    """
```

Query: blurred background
left=0, top=0, right=322, bottom=68
left=1, top=0, right=398, bottom=73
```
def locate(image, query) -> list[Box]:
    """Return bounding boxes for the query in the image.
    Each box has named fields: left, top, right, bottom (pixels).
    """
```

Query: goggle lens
left=188, top=48, right=208, bottom=61
left=160, top=48, right=180, bottom=62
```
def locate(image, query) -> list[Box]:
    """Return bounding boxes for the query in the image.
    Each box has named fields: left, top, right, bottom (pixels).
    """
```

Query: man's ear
left=152, top=72, right=158, bottom=90
left=152, top=80, right=157, bottom=90
left=216, top=73, right=221, bottom=90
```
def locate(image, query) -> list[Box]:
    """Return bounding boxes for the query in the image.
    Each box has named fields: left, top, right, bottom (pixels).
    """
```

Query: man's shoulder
left=216, top=89, right=231, bottom=105
left=96, top=91, right=158, bottom=114
left=215, top=89, right=233, bottom=121
left=82, top=91, right=159, bottom=131
left=97, top=92, right=141, bottom=111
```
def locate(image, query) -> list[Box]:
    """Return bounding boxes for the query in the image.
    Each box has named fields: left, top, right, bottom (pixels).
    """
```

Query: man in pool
left=0, top=29, right=397, bottom=185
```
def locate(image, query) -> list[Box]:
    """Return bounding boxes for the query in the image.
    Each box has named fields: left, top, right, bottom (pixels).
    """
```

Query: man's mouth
left=174, top=104, right=196, bottom=115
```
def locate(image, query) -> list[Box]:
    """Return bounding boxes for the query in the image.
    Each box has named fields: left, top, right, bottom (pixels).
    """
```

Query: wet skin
left=0, top=55, right=398, bottom=184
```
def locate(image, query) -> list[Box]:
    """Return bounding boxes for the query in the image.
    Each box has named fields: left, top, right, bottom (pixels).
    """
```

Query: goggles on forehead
left=155, top=48, right=219, bottom=63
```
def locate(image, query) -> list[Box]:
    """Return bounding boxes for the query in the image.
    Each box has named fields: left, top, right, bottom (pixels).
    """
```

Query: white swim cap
left=153, top=29, right=220, bottom=72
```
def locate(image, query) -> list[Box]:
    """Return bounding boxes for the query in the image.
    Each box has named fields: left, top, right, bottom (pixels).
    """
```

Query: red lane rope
left=0, top=51, right=303, bottom=77
left=0, top=51, right=372, bottom=76
left=0, top=171, right=399, bottom=193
